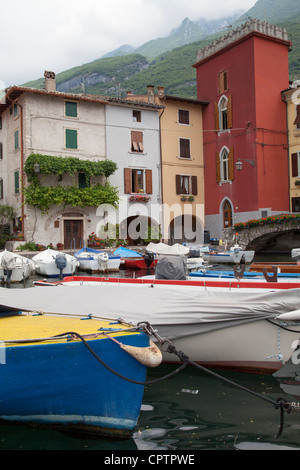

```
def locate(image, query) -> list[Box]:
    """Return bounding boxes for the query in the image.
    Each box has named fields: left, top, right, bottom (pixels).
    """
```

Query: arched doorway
left=223, top=200, right=233, bottom=228
left=121, top=216, right=159, bottom=246
left=169, top=215, right=204, bottom=244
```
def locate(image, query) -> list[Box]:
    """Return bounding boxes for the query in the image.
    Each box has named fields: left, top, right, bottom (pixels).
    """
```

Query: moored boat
left=113, top=246, right=157, bottom=270
left=3, top=280, right=300, bottom=373
left=0, top=311, right=160, bottom=437
left=250, top=261, right=300, bottom=273
left=33, top=248, right=78, bottom=278
left=0, top=250, right=35, bottom=284
left=75, top=247, right=122, bottom=272
left=202, top=245, right=255, bottom=264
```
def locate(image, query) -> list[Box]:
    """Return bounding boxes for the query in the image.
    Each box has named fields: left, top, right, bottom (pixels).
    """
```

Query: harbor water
left=0, top=254, right=300, bottom=451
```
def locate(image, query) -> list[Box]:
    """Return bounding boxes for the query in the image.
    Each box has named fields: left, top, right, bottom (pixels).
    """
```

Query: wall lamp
left=235, top=159, right=255, bottom=171
left=33, top=163, right=40, bottom=173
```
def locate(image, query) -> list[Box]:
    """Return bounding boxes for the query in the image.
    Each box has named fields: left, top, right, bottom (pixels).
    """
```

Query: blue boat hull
left=0, top=332, right=148, bottom=437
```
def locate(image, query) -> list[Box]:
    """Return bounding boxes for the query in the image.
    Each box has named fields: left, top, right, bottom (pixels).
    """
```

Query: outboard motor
left=143, top=251, right=154, bottom=274
left=155, top=255, right=186, bottom=280
left=97, top=252, right=109, bottom=272
left=55, top=252, right=67, bottom=280
left=1, top=251, right=16, bottom=287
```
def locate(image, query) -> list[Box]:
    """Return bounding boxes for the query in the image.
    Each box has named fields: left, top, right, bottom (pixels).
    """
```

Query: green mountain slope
left=23, top=0, right=300, bottom=98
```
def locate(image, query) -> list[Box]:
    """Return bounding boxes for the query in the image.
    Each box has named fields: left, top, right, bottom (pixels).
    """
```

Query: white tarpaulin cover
left=1, top=283, right=300, bottom=339
left=146, top=242, right=189, bottom=256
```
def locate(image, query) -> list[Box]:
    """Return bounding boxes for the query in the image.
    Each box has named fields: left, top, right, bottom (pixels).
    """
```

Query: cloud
left=0, top=0, right=257, bottom=86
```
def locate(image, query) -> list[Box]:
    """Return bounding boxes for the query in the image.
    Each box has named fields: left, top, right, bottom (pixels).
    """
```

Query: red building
left=193, top=19, right=292, bottom=239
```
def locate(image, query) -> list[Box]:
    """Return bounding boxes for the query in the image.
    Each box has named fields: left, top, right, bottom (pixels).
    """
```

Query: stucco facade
left=193, top=19, right=291, bottom=239
left=282, top=83, right=300, bottom=212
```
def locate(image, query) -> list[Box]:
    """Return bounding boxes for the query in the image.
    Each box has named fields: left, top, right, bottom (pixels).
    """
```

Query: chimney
left=147, top=85, right=155, bottom=104
left=44, top=71, right=56, bottom=92
left=157, top=86, right=165, bottom=99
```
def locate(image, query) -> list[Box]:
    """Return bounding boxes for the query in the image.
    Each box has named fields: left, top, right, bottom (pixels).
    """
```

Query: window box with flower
left=129, top=194, right=151, bottom=203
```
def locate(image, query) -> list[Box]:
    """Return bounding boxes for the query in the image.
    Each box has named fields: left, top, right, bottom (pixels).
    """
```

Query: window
left=13, top=103, right=18, bottom=118
left=178, top=109, right=189, bottom=125
left=78, top=172, right=90, bottom=189
left=65, top=101, right=78, bottom=118
left=216, top=147, right=235, bottom=183
left=14, top=170, right=19, bottom=194
left=132, top=110, right=141, bottom=122
left=214, top=95, right=232, bottom=132
left=223, top=200, right=232, bottom=228
left=292, top=152, right=300, bottom=177
left=0, top=179, right=3, bottom=199
left=65, top=129, right=78, bottom=149
left=124, top=168, right=152, bottom=194
left=14, top=130, right=19, bottom=150
left=0, top=142, right=2, bottom=160
left=131, top=131, right=144, bottom=153
left=176, top=175, right=197, bottom=195
left=294, top=105, right=300, bottom=130
left=179, top=138, right=191, bottom=159
left=219, top=97, right=228, bottom=131
left=218, top=70, right=228, bottom=94
left=0, top=117, right=2, bottom=129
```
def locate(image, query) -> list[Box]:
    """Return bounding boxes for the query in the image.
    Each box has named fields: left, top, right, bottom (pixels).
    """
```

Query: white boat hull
left=77, top=256, right=121, bottom=272
left=203, top=250, right=255, bottom=264
left=1, top=280, right=300, bottom=373
left=33, top=249, right=78, bottom=277
left=0, top=251, right=34, bottom=283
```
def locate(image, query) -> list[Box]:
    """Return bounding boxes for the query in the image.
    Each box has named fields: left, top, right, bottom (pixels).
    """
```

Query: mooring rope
left=52, top=327, right=299, bottom=439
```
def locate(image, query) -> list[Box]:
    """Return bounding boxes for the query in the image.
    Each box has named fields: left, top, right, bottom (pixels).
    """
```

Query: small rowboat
left=0, top=311, right=161, bottom=437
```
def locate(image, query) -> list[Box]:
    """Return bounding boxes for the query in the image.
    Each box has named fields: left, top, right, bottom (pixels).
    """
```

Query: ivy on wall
left=24, top=153, right=119, bottom=214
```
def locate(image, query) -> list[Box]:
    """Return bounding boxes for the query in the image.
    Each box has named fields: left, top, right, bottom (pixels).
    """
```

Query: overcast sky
left=0, top=0, right=257, bottom=89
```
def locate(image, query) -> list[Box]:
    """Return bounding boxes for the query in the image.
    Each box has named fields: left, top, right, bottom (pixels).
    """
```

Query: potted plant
left=56, top=242, right=64, bottom=250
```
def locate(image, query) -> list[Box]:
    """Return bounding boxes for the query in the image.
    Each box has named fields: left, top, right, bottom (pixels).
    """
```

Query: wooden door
left=64, top=220, right=83, bottom=249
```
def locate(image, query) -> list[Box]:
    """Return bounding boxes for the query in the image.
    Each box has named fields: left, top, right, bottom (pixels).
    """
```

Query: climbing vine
left=24, top=153, right=119, bottom=214
left=24, top=153, right=117, bottom=182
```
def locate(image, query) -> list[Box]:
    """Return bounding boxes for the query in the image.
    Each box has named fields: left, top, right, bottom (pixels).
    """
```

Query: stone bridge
left=222, top=217, right=300, bottom=252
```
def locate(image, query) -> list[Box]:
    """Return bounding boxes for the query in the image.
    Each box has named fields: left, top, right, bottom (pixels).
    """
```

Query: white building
left=105, top=96, right=162, bottom=244
left=0, top=71, right=163, bottom=249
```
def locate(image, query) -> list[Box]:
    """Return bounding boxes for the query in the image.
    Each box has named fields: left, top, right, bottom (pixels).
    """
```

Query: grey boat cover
left=1, top=284, right=300, bottom=338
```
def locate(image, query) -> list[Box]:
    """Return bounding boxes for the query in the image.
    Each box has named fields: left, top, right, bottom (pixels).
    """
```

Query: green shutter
left=65, top=129, right=78, bottom=149
left=78, top=172, right=90, bottom=188
left=14, top=130, right=19, bottom=150
left=65, top=101, right=78, bottom=117
left=14, top=170, right=19, bottom=194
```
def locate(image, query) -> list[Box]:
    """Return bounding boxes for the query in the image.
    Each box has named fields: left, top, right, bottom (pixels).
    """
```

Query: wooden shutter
left=14, top=170, right=19, bottom=194
left=180, top=139, right=190, bottom=158
left=214, top=102, right=219, bottom=132
left=124, top=168, right=131, bottom=194
left=228, top=147, right=235, bottom=181
left=292, top=153, right=299, bottom=177
left=131, top=131, right=143, bottom=152
left=0, top=142, right=2, bottom=160
left=227, top=95, right=232, bottom=129
left=176, top=175, right=181, bottom=194
left=294, top=105, right=300, bottom=128
left=179, top=109, right=189, bottom=124
left=191, top=176, right=198, bottom=196
left=145, top=169, right=152, bottom=194
left=216, top=152, right=221, bottom=183
left=65, top=101, right=78, bottom=117
left=65, top=129, right=78, bottom=149
left=0, top=179, right=3, bottom=199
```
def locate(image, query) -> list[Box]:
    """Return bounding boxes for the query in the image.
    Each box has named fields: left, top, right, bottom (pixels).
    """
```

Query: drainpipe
left=17, top=101, right=25, bottom=235
left=281, top=92, right=291, bottom=212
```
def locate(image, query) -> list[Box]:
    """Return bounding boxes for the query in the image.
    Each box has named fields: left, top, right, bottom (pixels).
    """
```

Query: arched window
left=220, top=147, right=229, bottom=182
left=223, top=200, right=233, bottom=228
left=219, top=96, right=228, bottom=131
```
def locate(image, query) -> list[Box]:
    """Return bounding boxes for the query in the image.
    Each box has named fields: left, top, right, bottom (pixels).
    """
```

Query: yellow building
left=126, top=86, right=208, bottom=244
left=282, top=82, right=300, bottom=212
